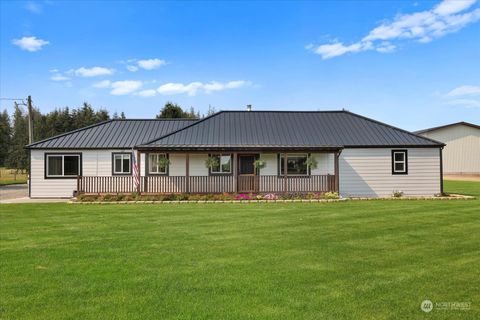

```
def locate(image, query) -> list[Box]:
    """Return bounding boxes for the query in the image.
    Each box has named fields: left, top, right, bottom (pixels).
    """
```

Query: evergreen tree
left=7, top=104, right=29, bottom=171
left=120, top=112, right=126, bottom=119
left=0, top=110, right=11, bottom=166
left=156, top=102, right=198, bottom=119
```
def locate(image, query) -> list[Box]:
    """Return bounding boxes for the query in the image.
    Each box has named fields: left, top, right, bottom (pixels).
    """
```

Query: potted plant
left=253, top=159, right=266, bottom=169
left=205, top=156, right=219, bottom=169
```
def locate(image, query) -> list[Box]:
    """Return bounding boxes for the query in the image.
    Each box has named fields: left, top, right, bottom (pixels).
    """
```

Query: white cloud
left=110, top=80, right=143, bottom=95
left=50, top=73, right=70, bottom=81
left=137, top=89, right=157, bottom=97
left=158, top=82, right=203, bottom=96
left=137, top=58, right=167, bottom=70
left=308, top=0, right=480, bottom=59
left=447, top=98, right=480, bottom=108
left=443, top=84, right=480, bottom=108
left=447, top=85, right=480, bottom=97
left=12, top=36, right=49, bottom=52
left=157, top=80, right=250, bottom=96
left=434, top=0, right=476, bottom=15
left=92, top=80, right=112, bottom=88
left=126, top=65, right=139, bottom=72
left=74, top=67, right=114, bottom=77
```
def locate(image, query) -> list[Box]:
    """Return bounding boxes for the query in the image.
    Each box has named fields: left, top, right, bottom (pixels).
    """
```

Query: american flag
left=132, top=150, right=140, bottom=191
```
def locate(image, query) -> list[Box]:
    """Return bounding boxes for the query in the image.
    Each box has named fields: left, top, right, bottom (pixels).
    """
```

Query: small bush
left=115, top=193, right=125, bottom=201
left=102, top=193, right=115, bottom=202
left=323, top=191, right=339, bottom=199
left=392, top=190, right=404, bottom=198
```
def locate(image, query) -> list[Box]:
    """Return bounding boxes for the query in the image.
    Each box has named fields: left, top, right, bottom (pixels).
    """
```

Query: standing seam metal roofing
left=138, top=110, right=444, bottom=149
left=26, top=119, right=198, bottom=149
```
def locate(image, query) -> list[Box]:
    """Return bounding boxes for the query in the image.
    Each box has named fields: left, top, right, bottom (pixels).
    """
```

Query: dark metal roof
left=139, top=110, right=444, bottom=150
left=415, top=121, right=480, bottom=134
left=27, top=119, right=197, bottom=149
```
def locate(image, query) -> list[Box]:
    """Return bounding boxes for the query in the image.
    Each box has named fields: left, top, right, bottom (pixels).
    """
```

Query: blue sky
left=1, top=0, right=479, bottom=130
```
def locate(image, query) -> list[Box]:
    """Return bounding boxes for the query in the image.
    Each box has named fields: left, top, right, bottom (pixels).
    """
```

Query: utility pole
left=27, top=95, right=33, bottom=144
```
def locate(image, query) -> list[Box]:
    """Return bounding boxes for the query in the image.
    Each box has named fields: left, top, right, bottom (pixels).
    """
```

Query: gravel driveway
left=0, top=184, right=28, bottom=200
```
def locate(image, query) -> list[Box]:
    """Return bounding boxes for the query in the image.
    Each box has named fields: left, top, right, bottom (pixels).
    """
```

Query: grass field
left=0, top=167, right=28, bottom=186
left=1, top=181, right=479, bottom=319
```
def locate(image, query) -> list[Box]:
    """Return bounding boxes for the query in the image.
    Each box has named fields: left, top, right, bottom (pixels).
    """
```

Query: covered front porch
left=77, top=149, right=342, bottom=195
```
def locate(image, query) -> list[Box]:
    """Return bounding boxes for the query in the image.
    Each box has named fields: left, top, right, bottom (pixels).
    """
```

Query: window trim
left=112, top=152, right=132, bottom=176
left=392, top=150, right=408, bottom=175
left=146, top=153, right=169, bottom=176
left=277, top=153, right=311, bottom=176
left=44, top=153, right=82, bottom=179
left=208, top=153, right=233, bottom=176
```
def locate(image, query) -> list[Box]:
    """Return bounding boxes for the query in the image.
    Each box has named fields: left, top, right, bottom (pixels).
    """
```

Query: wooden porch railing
left=77, top=175, right=336, bottom=194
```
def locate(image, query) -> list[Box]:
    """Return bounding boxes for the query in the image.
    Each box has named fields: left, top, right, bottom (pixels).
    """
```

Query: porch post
left=233, top=152, right=238, bottom=193
left=137, top=150, right=141, bottom=193
left=334, top=151, right=340, bottom=193
left=284, top=153, right=288, bottom=193
left=185, top=153, right=190, bottom=193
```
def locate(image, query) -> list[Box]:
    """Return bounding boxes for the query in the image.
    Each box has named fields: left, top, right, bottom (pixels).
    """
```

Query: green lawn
left=1, top=181, right=479, bottom=319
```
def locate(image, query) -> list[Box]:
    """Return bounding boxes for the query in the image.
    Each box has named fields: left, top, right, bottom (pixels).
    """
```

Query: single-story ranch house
left=26, top=110, right=445, bottom=198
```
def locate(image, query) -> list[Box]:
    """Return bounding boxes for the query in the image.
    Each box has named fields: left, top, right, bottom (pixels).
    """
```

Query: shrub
left=115, top=193, right=125, bottom=201
left=392, top=190, right=404, bottom=198
left=324, top=191, right=339, bottom=199
left=102, top=193, right=115, bottom=202
left=235, top=193, right=252, bottom=200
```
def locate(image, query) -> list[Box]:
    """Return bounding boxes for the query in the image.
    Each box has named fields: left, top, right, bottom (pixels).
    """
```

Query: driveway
left=0, top=184, right=70, bottom=203
left=0, top=184, right=28, bottom=200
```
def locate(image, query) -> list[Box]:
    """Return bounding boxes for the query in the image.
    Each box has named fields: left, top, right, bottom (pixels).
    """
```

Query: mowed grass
left=1, top=181, right=479, bottom=319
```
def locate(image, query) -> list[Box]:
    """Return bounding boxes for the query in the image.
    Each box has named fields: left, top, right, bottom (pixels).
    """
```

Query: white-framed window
left=279, top=153, right=309, bottom=175
left=149, top=153, right=168, bottom=174
left=210, top=154, right=232, bottom=174
left=113, top=153, right=131, bottom=175
left=392, top=150, right=408, bottom=175
left=46, top=154, right=81, bottom=178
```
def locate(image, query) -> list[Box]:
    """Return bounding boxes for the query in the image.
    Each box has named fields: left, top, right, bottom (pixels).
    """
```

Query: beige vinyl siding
left=311, top=153, right=335, bottom=175
left=189, top=154, right=209, bottom=176
left=259, top=153, right=277, bottom=175
left=419, top=125, right=480, bottom=174
left=339, top=148, right=441, bottom=197
left=169, top=154, right=187, bottom=176
left=30, top=149, right=132, bottom=198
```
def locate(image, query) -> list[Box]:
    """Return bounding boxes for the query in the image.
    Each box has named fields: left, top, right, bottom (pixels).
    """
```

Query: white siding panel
left=259, top=153, right=277, bottom=175
left=30, top=149, right=132, bottom=198
left=311, top=153, right=334, bottom=175
left=420, top=125, right=480, bottom=174
left=189, top=154, right=208, bottom=176
left=339, top=148, right=441, bottom=197
left=169, top=154, right=186, bottom=176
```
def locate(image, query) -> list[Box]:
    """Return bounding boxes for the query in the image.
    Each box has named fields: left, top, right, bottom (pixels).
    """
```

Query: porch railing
left=77, top=174, right=336, bottom=194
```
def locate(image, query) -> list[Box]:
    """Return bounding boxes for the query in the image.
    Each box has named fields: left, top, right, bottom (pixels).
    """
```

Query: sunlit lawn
left=0, top=181, right=478, bottom=319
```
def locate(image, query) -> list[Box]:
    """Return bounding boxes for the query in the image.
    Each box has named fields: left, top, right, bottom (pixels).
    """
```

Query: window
left=149, top=153, right=168, bottom=174
left=392, top=150, right=408, bottom=174
left=46, top=154, right=81, bottom=178
left=279, top=154, right=309, bottom=175
left=210, top=154, right=232, bottom=174
left=113, top=153, right=131, bottom=175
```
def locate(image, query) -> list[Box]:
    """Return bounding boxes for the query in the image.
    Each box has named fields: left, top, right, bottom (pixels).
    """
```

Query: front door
left=237, top=155, right=258, bottom=192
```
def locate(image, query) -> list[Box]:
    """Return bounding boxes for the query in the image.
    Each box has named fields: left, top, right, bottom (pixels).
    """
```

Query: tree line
left=0, top=101, right=211, bottom=171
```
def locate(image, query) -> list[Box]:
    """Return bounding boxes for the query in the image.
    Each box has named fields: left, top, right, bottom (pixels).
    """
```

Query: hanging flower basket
left=306, top=157, right=318, bottom=169
left=253, top=159, right=267, bottom=169
left=205, top=157, right=219, bottom=169
left=156, top=157, right=171, bottom=170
